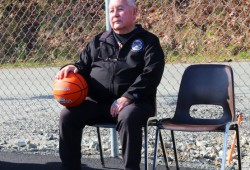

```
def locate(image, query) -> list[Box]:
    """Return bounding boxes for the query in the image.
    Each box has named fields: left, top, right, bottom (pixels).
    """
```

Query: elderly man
left=57, top=0, right=165, bottom=169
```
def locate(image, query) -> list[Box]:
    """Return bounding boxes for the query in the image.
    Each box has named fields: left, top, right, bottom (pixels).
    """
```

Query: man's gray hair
left=126, top=0, right=137, bottom=8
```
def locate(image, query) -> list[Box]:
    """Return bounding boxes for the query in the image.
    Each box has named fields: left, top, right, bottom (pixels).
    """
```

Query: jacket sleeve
left=122, top=35, right=165, bottom=101
left=73, top=39, right=97, bottom=80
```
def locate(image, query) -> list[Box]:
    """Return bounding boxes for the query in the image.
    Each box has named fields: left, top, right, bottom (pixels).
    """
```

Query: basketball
left=53, top=72, right=88, bottom=107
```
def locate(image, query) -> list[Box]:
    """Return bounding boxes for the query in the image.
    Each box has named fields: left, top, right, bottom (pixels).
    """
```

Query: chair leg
left=152, top=127, right=159, bottom=170
left=171, top=130, right=179, bottom=170
left=97, top=127, right=105, bottom=167
left=144, top=126, right=148, bottom=170
left=221, top=123, right=230, bottom=170
left=236, top=126, right=242, bottom=170
left=159, top=130, right=170, bottom=170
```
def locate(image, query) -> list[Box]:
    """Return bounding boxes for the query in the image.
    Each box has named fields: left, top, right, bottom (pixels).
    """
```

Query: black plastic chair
left=93, top=101, right=159, bottom=170
left=153, top=64, right=241, bottom=170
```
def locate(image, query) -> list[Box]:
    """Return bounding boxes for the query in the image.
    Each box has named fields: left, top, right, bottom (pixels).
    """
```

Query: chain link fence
left=0, top=0, right=249, bottom=168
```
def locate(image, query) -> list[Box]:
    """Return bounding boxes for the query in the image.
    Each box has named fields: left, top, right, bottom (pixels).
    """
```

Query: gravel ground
left=0, top=63, right=250, bottom=169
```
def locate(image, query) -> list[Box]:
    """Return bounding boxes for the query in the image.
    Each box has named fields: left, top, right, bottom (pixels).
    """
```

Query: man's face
left=109, top=0, right=137, bottom=34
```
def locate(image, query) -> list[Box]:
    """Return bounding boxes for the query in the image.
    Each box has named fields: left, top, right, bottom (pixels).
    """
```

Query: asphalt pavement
left=0, top=151, right=156, bottom=170
left=0, top=151, right=200, bottom=170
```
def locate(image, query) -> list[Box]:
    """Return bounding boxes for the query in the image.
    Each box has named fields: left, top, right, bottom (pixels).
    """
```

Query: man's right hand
left=56, top=65, right=78, bottom=79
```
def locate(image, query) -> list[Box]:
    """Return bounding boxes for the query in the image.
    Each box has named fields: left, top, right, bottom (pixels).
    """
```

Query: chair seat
left=160, top=120, right=226, bottom=131
left=93, top=123, right=116, bottom=128
left=159, top=118, right=238, bottom=132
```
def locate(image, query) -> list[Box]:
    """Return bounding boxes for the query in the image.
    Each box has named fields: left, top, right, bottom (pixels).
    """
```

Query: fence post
left=105, top=0, right=119, bottom=158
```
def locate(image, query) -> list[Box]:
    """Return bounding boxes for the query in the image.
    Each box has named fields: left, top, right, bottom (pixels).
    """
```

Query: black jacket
left=75, top=24, right=165, bottom=104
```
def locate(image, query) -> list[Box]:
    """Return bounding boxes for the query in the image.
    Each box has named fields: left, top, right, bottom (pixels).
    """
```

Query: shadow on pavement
left=0, top=161, right=61, bottom=170
left=0, top=160, right=120, bottom=170
left=0, top=151, right=201, bottom=170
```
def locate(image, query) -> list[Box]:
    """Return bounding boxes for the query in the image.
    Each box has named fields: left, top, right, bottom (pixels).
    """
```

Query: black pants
left=59, top=98, right=155, bottom=170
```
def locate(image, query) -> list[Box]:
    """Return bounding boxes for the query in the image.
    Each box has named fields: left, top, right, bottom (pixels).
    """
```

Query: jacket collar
left=99, top=24, right=145, bottom=45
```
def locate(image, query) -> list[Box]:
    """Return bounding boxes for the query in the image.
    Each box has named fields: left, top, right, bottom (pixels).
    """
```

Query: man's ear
left=133, top=8, right=138, bottom=20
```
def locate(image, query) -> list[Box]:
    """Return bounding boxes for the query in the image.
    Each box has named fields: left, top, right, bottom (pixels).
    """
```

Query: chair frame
left=152, top=64, right=241, bottom=170
left=93, top=113, right=159, bottom=170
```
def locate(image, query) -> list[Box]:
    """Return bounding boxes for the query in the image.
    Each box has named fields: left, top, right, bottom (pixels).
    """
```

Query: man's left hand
left=110, top=97, right=131, bottom=117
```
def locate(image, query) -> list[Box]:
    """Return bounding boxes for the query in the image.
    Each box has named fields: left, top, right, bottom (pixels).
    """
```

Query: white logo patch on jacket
left=131, top=39, right=143, bottom=52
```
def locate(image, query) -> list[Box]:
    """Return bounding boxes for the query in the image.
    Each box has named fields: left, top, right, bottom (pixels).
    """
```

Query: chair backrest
left=172, top=64, right=235, bottom=125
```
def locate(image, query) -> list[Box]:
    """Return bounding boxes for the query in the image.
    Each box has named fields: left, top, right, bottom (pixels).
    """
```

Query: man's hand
left=56, top=65, right=78, bottom=79
left=110, top=97, right=131, bottom=117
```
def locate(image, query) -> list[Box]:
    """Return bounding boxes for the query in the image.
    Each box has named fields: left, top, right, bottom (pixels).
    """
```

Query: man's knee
left=59, top=108, right=72, bottom=124
left=117, top=107, right=143, bottom=131
left=59, top=108, right=81, bottom=128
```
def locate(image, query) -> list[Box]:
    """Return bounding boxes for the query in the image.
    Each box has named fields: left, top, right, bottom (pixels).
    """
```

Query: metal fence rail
left=0, top=0, right=249, bottom=168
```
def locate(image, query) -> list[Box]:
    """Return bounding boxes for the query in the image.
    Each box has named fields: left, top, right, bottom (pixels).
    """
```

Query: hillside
left=0, top=0, right=249, bottom=66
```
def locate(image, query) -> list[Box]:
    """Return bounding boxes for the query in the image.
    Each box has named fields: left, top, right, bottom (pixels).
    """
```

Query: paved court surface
left=0, top=151, right=200, bottom=170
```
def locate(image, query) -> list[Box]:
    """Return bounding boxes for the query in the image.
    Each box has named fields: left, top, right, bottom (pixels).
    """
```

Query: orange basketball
left=53, top=72, right=88, bottom=107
